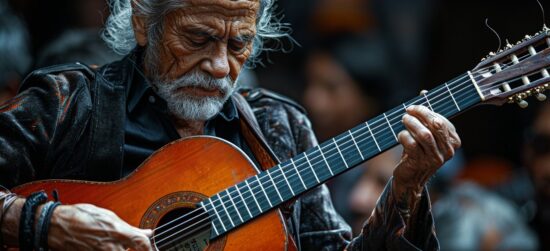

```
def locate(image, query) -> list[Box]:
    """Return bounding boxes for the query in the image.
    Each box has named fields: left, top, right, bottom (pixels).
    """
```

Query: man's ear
left=132, top=14, right=148, bottom=46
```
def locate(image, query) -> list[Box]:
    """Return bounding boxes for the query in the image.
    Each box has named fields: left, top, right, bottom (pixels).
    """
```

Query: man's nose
left=201, top=43, right=230, bottom=79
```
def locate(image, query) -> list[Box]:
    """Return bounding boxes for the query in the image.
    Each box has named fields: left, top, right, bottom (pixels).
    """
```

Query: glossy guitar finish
left=13, top=137, right=295, bottom=251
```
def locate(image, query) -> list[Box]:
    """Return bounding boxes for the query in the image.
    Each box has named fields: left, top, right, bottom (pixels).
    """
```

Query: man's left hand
left=393, top=105, right=461, bottom=198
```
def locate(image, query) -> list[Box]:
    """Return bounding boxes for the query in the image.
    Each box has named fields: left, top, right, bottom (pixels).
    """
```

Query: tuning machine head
left=518, top=100, right=529, bottom=108
left=507, top=84, right=550, bottom=108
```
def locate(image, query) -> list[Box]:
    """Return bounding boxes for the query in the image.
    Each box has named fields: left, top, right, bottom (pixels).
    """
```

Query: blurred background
left=1, top=0, right=550, bottom=250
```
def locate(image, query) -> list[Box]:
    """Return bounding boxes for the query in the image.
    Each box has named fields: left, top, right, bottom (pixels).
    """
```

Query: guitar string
left=152, top=70, right=486, bottom=247
left=153, top=53, right=539, bottom=246
left=153, top=51, right=541, bottom=246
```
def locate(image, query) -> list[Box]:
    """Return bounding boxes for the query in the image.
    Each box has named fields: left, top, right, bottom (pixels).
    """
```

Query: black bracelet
left=34, top=201, right=53, bottom=251
left=19, top=191, right=47, bottom=251
left=38, top=201, right=60, bottom=251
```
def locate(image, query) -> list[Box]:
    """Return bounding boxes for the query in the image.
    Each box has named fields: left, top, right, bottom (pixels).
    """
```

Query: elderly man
left=0, top=0, right=460, bottom=250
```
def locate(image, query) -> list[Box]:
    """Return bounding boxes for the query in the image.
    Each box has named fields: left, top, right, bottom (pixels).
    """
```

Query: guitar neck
left=201, top=72, right=483, bottom=238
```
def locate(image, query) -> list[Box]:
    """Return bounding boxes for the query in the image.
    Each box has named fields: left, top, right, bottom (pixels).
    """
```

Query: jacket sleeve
left=0, top=66, right=92, bottom=188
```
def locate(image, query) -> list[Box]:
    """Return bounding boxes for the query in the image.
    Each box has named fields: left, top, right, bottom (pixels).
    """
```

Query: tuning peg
left=536, top=93, right=547, bottom=101
left=518, top=100, right=529, bottom=108
left=489, top=52, right=496, bottom=56
left=525, top=35, right=532, bottom=40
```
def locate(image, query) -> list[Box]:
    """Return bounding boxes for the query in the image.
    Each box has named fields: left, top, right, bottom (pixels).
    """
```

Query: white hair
left=102, top=0, right=291, bottom=67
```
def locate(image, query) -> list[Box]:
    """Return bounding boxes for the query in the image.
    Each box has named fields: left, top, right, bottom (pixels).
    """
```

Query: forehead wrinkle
left=175, top=6, right=257, bottom=21
left=169, top=9, right=257, bottom=37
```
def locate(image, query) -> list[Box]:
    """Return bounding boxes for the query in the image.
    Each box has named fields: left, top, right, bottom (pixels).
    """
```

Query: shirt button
left=148, top=96, right=156, bottom=104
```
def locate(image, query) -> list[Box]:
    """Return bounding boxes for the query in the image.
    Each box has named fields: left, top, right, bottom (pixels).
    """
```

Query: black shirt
left=123, top=61, right=255, bottom=176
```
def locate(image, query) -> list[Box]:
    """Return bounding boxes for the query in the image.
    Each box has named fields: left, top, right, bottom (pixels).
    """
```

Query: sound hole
left=153, top=206, right=211, bottom=251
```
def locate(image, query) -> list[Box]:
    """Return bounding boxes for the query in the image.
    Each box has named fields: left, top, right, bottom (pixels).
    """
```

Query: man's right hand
left=47, top=204, right=153, bottom=251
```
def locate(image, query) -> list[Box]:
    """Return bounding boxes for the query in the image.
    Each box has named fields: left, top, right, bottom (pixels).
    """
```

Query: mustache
left=165, top=70, right=233, bottom=94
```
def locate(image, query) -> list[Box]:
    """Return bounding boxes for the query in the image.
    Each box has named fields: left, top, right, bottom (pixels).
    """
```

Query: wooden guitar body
left=13, top=136, right=296, bottom=251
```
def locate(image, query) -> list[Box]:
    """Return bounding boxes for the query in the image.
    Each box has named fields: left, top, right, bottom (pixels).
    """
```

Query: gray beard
left=144, top=49, right=236, bottom=121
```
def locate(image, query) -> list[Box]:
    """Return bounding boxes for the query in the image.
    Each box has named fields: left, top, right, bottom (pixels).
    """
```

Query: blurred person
left=523, top=102, right=550, bottom=250
left=433, top=182, right=537, bottom=251
left=0, top=0, right=31, bottom=103
left=36, top=29, right=122, bottom=68
left=0, top=0, right=462, bottom=250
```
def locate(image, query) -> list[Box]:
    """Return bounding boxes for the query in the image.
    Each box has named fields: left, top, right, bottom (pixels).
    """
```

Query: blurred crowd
left=1, top=0, right=549, bottom=250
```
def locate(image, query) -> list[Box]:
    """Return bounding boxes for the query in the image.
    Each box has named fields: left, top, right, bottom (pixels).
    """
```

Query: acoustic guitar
left=13, top=27, right=550, bottom=251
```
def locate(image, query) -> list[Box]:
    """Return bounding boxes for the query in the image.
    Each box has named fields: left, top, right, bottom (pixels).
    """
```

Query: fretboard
left=201, top=72, right=483, bottom=238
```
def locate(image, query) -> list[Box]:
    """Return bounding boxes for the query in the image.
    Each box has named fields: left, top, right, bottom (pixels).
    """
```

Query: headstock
left=471, top=26, right=550, bottom=107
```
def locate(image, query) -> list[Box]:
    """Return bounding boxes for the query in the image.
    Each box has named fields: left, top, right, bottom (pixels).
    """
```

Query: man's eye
left=189, top=38, right=208, bottom=47
left=229, top=40, right=247, bottom=53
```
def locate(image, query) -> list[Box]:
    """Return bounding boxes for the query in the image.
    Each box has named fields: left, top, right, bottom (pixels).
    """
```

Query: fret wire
left=235, top=184, right=253, bottom=218
left=291, top=158, right=307, bottom=189
left=219, top=193, right=235, bottom=227
left=201, top=201, right=220, bottom=236
left=348, top=130, right=364, bottom=160
left=256, top=176, right=272, bottom=207
left=266, top=171, right=283, bottom=201
left=317, top=145, right=334, bottom=176
left=383, top=113, right=398, bottom=141
left=245, top=180, right=262, bottom=213
left=333, top=138, right=348, bottom=168
left=304, top=153, right=320, bottom=183
left=226, top=189, right=244, bottom=223
left=208, top=198, right=227, bottom=232
left=365, top=121, right=381, bottom=151
left=423, top=92, right=434, bottom=111
left=445, top=82, right=461, bottom=111
left=279, top=166, right=295, bottom=196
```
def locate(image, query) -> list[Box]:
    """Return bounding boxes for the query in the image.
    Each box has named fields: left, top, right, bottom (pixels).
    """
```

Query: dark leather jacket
left=0, top=53, right=438, bottom=250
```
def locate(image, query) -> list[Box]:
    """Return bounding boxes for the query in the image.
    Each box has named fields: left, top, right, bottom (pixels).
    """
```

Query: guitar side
left=13, top=136, right=293, bottom=251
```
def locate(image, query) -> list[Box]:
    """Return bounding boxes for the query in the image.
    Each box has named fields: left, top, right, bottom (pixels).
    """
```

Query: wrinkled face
left=138, top=0, right=259, bottom=121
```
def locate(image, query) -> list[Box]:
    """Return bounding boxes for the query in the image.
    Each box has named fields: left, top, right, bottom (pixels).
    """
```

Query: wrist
left=1, top=197, right=25, bottom=247
left=391, top=177, right=423, bottom=216
left=392, top=174, right=424, bottom=195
